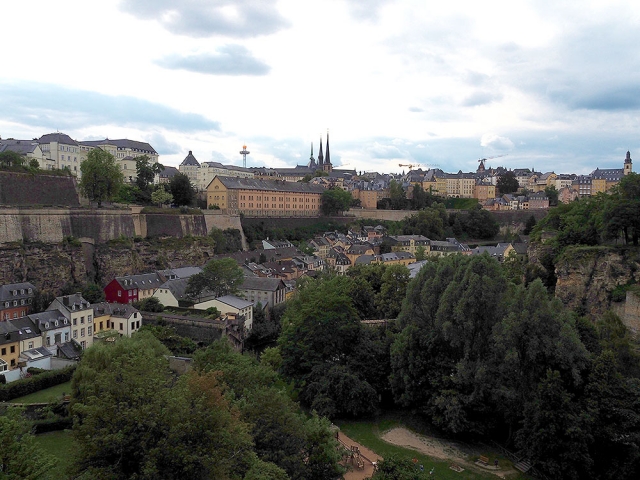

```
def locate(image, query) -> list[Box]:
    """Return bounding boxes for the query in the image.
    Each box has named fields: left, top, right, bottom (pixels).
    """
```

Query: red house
left=103, top=273, right=164, bottom=304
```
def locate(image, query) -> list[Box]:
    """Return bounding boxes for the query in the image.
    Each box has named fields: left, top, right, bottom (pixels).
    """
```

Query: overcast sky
left=1, top=0, right=639, bottom=174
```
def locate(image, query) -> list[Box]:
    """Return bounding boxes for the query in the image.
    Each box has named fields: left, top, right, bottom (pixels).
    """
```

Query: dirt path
left=337, top=431, right=382, bottom=480
left=381, top=427, right=518, bottom=479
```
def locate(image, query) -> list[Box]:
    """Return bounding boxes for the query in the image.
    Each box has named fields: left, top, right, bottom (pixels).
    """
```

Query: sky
left=1, top=0, right=639, bottom=175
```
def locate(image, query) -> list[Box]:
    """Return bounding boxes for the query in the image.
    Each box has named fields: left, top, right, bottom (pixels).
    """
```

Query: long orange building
left=206, top=176, right=325, bottom=217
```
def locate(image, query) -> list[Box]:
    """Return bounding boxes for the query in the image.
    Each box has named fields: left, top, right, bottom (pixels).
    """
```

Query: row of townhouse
left=483, top=192, right=552, bottom=211
left=0, top=133, right=158, bottom=180
left=0, top=290, right=142, bottom=383
left=306, top=229, right=471, bottom=275
left=104, top=265, right=291, bottom=331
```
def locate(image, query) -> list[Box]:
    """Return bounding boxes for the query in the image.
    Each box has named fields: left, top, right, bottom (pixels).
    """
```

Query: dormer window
left=45, top=322, right=49, bottom=328
left=55, top=320, right=59, bottom=326
left=64, top=319, right=68, bottom=324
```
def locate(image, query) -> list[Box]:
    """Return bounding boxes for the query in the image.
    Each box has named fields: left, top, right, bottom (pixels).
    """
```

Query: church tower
left=323, top=129, right=332, bottom=173
left=317, top=135, right=324, bottom=168
left=624, top=150, right=633, bottom=175
left=308, top=142, right=316, bottom=169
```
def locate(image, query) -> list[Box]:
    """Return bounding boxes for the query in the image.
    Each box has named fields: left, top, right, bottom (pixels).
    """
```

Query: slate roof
left=0, top=321, right=19, bottom=345
left=38, top=133, right=78, bottom=146
left=215, top=295, right=253, bottom=310
left=79, top=138, right=157, bottom=154
left=115, top=272, right=165, bottom=290
left=27, top=310, right=69, bottom=332
left=20, top=346, right=53, bottom=361
left=591, top=167, right=624, bottom=182
left=157, top=266, right=202, bottom=281
left=214, top=176, right=325, bottom=194
left=58, top=341, right=82, bottom=360
left=7, top=317, right=40, bottom=341
left=180, top=151, right=200, bottom=167
left=91, top=302, right=139, bottom=319
left=241, top=277, right=285, bottom=292
left=158, top=166, right=179, bottom=180
left=0, top=282, right=36, bottom=303
left=0, top=139, right=40, bottom=155
left=50, top=294, right=92, bottom=313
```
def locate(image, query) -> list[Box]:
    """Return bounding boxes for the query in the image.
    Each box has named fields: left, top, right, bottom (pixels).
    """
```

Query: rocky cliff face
left=0, top=237, right=216, bottom=297
left=0, top=241, right=87, bottom=294
left=93, top=237, right=216, bottom=285
left=554, top=246, right=640, bottom=317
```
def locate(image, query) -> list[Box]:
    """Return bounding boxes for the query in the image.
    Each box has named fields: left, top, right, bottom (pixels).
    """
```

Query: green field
left=10, top=381, right=71, bottom=404
left=336, top=415, right=530, bottom=480
left=33, top=430, right=76, bottom=479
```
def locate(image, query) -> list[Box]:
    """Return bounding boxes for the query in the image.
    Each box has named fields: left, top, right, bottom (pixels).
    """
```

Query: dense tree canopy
left=496, top=171, right=519, bottom=194
left=185, top=257, right=244, bottom=301
left=79, top=148, right=124, bottom=207
left=169, top=172, right=196, bottom=206
left=321, top=187, right=353, bottom=215
left=70, top=333, right=255, bottom=479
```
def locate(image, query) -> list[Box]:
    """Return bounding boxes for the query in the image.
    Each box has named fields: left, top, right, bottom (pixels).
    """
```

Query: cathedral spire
left=308, top=142, right=316, bottom=169
left=318, top=135, right=324, bottom=166
left=325, top=129, right=331, bottom=166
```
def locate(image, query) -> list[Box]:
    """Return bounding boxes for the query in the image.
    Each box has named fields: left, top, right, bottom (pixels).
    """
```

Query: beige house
left=47, top=294, right=94, bottom=350
left=195, top=295, right=254, bottom=331
left=38, top=133, right=83, bottom=176
left=91, top=302, right=142, bottom=338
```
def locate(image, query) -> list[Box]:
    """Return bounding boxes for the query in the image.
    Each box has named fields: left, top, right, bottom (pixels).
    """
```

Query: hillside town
left=0, top=132, right=634, bottom=215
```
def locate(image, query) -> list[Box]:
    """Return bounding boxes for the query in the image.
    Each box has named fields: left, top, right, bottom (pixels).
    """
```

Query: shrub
left=27, top=367, right=47, bottom=376
left=0, top=366, right=76, bottom=402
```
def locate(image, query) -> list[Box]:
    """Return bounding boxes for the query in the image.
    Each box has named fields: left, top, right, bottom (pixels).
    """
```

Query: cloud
left=345, top=0, right=394, bottom=21
left=119, top=0, right=289, bottom=38
left=461, top=91, right=503, bottom=107
left=0, top=81, right=220, bottom=133
left=408, top=106, right=424, bottom=112
left=156, top=45, right=270, bottom=76
left=147, top=133, right=182, bottom=155
left=480, top=133, right=514, bottom=151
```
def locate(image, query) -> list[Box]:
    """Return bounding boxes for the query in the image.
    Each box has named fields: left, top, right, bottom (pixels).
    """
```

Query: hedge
left=0, top=366, right=76, bottom=402
left=32, top=417, right=73, bottom=434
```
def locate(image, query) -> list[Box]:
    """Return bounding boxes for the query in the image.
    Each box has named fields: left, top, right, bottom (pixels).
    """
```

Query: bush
left=27, top=367, right=47, bottom=376
left=32, top=417, right=73, bottom=434
left=0, top=366, right=76, bottom=402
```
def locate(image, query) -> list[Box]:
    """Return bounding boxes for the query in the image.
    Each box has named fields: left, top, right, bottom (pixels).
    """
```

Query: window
left=28, top=341, right=34, bottom=349
left=80, top=316, right=85, bottom=324
left=10, top=346, right=15, bottom=353
left=46, top=337, right=51, bottom=346
left=88, top=326, right=92, bottom=335
left=65, top=332, right=69, bottom=341
left=119, top=323, right=123, bottom=330
left=13, top=300, right=17, bottom=306
left=81, top=341, right=86, bottom=349
left=1, top=348, right=5, bottom=355
left=20, top=299, right=24, bottom=305
left=81, top=328, right=85, bottom=337
left=73, top=330, right=78, bottom=339
left=131, top=321, right=135, bottom=331
left=10, top=359, right=15, bottom=367
left=118, top=291, right=121, bottom=297
left=88, top=315, right=92, bottom=323
left=13, top=312, right=17, bottom=319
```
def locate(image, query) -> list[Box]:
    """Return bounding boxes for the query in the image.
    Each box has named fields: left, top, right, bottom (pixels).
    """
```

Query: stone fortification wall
left=622, top=291, right=640, bottom=334
left=144, top=214, right=208, bottom=238
left=346, top=209, right=418, bottom=221
left=0, top=208, right=135, bottom=244
left=0, top=172, right=80, bottom=207
left=203, top=211, right=247, bottom=250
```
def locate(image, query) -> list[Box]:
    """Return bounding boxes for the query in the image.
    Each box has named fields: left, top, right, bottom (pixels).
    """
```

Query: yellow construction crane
left=477, top=154, right=507, bottom=170
left=398, top=163, right=422, bottom=170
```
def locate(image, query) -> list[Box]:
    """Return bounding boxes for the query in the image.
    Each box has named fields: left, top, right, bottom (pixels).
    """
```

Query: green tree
left=185, top=257, right=244, bottom=300
left=279, top=276, right=378, bottom=417
left=0, top=407, right=56, bottom=479
left=389, top=179, right=407, bottom=210
left=415, top=245, right=427, bottom=261
left=0, top=150, right=24, bottom=168
left=321, top=188, right=353, bottom=215
left=151, top=185, right=173, bottom=207
left=377, top=264, right=410, bottom=319
left=28, top=158, right=40, bottom=170
left=79, top=148, right=124, bottom=207
left=497, top=171, right=519, bottom=194
left=402, top=204, right=447, bottom=239
left=70, top=333, right=254, bottom=479
left=81, top=282, right=105, bottom=303
left=603, top=173, right=640, bottom=245
left=545, top=185, right=559, bottom=206
left=523, top=214, right=537, bottom=235
left=169, top=172, right=196, bottom=206
left=135, top=156, right=164, bottom=192
left=516, top=370, right=591, bottom=480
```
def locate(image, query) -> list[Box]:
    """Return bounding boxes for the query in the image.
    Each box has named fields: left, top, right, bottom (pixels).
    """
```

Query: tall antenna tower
left=239, top=144, right=250, bottom=168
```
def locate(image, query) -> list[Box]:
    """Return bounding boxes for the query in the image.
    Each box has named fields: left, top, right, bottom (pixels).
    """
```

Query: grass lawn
left=336, top=414, right=531, bottom=480
left=33, top=430, right=76, bottom=479
left=10, top=381, right=71, bottom=404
